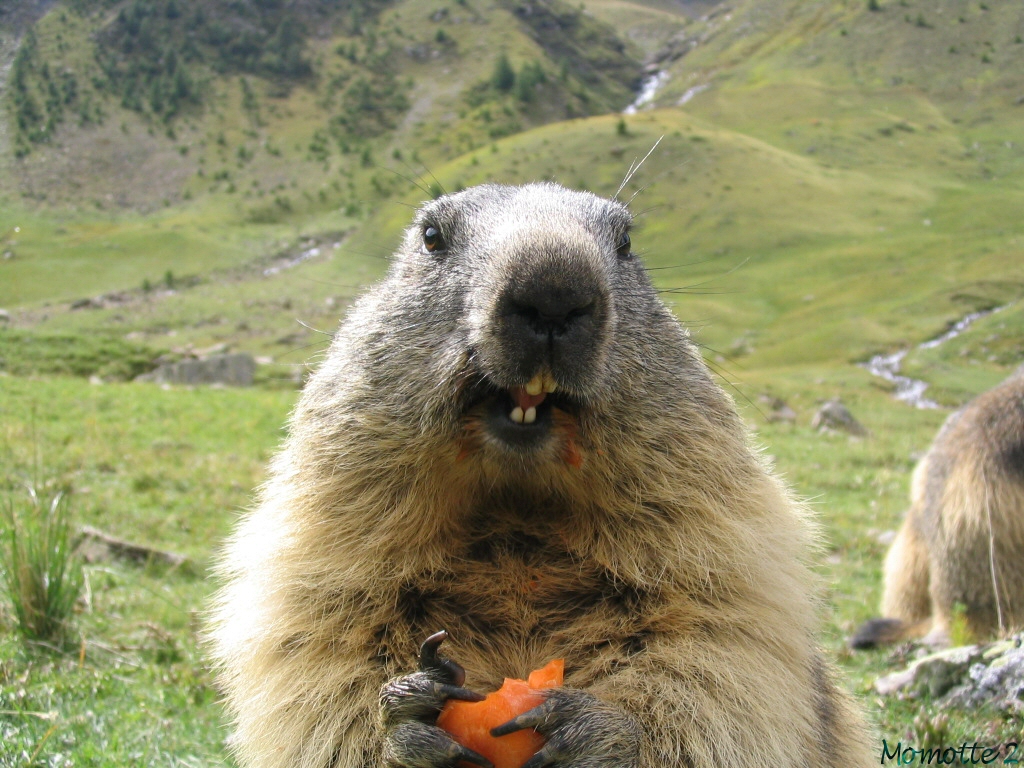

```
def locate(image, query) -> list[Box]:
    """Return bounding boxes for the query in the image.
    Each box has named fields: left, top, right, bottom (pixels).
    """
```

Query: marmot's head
left=356, top=182, right=687, bottom=476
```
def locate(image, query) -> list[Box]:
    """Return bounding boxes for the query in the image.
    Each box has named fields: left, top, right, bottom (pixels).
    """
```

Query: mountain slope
left=0, top=0, right=642, bottom=211
left=13, top=106, right=1021, bottom=404
left=643, top=0, right=1024, bottom=160
left=2, top=0, right=1022, bottom=397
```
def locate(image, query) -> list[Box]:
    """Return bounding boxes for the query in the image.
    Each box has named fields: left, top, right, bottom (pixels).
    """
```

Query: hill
left=0, top=0, right=642, bottom=211
left=2, top=0, right=1022, bottom=395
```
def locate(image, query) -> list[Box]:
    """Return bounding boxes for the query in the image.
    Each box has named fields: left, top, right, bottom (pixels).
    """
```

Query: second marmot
left=853, top=367, right=1024, bottom=648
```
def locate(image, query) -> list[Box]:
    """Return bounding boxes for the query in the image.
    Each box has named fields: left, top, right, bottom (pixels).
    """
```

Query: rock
left=875, top=645, right=981, bottom=697
left=195, top=342, right=230, bottom=357
left=0, top=308, right=10, bottom=323
left=944, top=638, right=1024, bottom=713
left=759, top=395, right=797, bottom=423
left=874, top=636, right=1024, bottom=713
left=77, top=525, right=189, bottom=569
left=811, top=399, right=867, bottom=436
left=137, top=352, right=256, bottom=387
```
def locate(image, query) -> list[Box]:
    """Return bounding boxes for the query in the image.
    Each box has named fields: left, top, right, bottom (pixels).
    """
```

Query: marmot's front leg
left=492, top=688, right=642, bottom=768
left=380, top=631, right=492, bottom=768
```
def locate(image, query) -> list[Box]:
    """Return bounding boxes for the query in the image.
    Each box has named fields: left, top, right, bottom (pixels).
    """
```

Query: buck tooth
left=525, top=375, right=543, bottom=397
left=510, top=406, right=525, bottom=424
left=524, top=406, right=537, bottom=424
left=543, top=375, right=557, bottom=394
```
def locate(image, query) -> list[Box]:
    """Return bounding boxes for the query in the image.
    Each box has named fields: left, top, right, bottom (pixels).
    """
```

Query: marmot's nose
left=496, top=259, right=607, bottom=375
left=506, top=282, right=597, bottom=340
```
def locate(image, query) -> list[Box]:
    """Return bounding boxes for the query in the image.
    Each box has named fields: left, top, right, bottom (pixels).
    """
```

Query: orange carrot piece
left=526, top=659, right=564, bottom=689
left=437, top=660, right=564, bottom=768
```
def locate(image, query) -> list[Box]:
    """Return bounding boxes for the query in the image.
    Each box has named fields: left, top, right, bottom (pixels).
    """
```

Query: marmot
left=852, top=367, right=1024, bottom=649
left=208, top=182, right=874, bottom=768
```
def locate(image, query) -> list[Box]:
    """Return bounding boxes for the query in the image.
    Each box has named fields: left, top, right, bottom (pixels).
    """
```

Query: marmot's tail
left=849, top=617, right=930, bottom=648
left=851, top=519, right=933, bottom=650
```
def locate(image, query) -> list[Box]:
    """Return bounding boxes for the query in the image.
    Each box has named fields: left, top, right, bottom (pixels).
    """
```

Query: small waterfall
left=624, top=71, right=669, bottom=115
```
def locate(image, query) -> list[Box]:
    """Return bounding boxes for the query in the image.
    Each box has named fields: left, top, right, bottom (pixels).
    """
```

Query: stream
left=624, top=71, right=670, bottom=115
left=862, top=307, right=1003, bottom=408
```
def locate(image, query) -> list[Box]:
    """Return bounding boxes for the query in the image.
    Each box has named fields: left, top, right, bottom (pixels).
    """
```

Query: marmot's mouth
left=504, top=371, right=558, bottom=425
left=463, top=371, right=579, bottom=450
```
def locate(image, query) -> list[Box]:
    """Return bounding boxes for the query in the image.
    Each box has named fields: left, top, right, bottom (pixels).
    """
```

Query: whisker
left=615, top=136, right=664, bottom=201
left=626, top=157, right=693, bottom=207
left=375, top=163, right=434, bottom=198
left=691, top=344, right=764, bottom=419
left=292, top=319, right=335, bottom=337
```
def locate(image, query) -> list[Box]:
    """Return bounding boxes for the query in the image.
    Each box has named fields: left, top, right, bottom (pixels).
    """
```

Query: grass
left=0, top=328, right=161, bottom=380
left=0, top=556, right=226, bottom=767
left=1, top=486, right=83, bottom=644
left=0, top=376, right=295, bottom=765
left=3, top=359, right=1022, bottom=763
left=0, top=201, right=305, bottom=308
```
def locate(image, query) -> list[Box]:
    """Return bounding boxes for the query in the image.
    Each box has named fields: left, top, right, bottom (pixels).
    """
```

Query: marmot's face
left=394, top=183, right=661, bottom=468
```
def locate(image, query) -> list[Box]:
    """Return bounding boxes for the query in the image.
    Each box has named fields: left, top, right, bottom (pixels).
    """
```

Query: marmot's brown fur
left=852, top=368, right=1024, bottom=649
left=208, top=183, right=874, bottom=768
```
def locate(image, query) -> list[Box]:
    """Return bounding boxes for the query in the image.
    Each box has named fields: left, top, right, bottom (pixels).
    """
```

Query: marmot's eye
left=615, top=231, right=632, bottom=259
left=422, top=226, right=445, bottom=253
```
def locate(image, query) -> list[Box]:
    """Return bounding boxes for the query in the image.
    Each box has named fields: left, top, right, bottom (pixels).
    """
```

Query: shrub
left=491, top=53, right=515, bottom=93
left=515, top=61, right=546, bottom=102
left=1, top=486, right=83, bottom=644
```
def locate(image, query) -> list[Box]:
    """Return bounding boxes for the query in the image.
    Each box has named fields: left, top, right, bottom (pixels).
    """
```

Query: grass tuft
left=1, top=485, right=84, bottom=645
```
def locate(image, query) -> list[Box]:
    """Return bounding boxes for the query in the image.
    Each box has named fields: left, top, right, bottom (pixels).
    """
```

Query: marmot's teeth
left=527, top=372, right=558, bottom=395
left=524, top=406, right=537, bottom=424
left=510, top=406, right=525, bottom=424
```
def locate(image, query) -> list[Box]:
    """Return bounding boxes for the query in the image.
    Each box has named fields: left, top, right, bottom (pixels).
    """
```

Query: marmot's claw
left=418, top=629, right=468, bottom=687
left=380, top=631, right=485, bottom=766
left=418, top=630, right=450, bottom=664
left=434, top=682, right=486, bottom=703
left=521, top=744, right=557, bottom=768
left=384, top=721, right=494, bottom=768
left=490, top=698, right=557, bottom=736
left=445, top=738, right=494, bottom=768
left=491, top=689, right=641, bottom=768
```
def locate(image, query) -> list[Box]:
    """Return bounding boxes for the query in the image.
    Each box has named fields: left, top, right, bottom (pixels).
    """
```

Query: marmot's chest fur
left=385, top=522, right=655, bottom=679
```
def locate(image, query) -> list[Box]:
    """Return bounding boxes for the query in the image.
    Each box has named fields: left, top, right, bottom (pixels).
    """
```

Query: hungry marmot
left=852, top=367, right=1024, bottom=648
left=208, top=182, right=874, bottom=767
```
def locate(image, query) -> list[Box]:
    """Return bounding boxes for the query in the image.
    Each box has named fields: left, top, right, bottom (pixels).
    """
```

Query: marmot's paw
left=491, top=688, right=641, bottom=768
left=383, top=722, right=492, bottom=768
left=380, top=631, right=490, bottom=768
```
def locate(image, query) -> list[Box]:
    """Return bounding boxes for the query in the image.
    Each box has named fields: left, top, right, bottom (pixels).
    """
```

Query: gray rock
left=875, top=635, right=1024, bottom=713
left=811, top=398, right=867, bottom=435
left=138, top=352, right=256, bottom=387
left=759, top=395, right=797, bottom=423
left=944, top=640, right=1024, bottom=713
left=875, top=645, right=981, bottom=697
